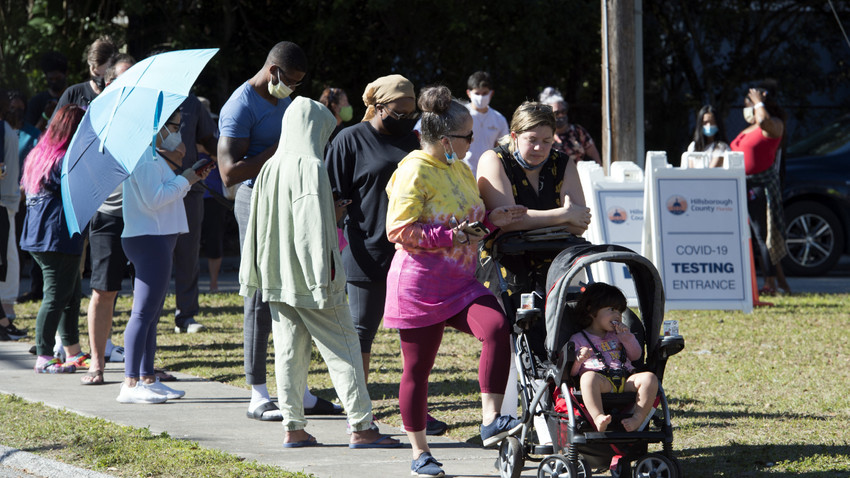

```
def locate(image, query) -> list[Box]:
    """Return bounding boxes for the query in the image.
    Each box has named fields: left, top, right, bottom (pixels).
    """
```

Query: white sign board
left=642, top=151, right=753, bottom=312
left=578, top=161, right=645, bottom=305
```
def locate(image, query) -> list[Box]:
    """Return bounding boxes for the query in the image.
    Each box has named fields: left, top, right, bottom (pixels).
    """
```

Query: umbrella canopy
left=61, top=48, right=218, bottom=235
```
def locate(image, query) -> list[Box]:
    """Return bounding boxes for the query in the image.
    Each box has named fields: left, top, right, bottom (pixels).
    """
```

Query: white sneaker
left=108, top=346, right=125, bottom=363
left=116, top=383, right=168, bottom=404
left=53, top=334, right=66, bottom=362
left=143, top=379, right=185, bottom=399
left=174, top=318, right=205, bottom=334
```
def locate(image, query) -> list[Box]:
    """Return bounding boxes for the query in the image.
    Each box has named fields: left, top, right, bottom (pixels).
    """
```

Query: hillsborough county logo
left=666, top=195, right=688, bottom=215
left=607, top=207, right=627, bottom=224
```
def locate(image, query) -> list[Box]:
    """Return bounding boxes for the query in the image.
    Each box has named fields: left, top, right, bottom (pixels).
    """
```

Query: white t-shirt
left=466, top=105, right=509, bottom=177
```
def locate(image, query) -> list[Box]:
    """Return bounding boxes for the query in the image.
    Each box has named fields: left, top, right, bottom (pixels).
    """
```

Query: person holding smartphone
left=383, top=85, right=526, bottom=478
left=116, top=109, right=210, bottom=404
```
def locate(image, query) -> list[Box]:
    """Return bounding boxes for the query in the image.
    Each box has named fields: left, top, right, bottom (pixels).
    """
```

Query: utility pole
left=602, top=0, right=640, bottom=169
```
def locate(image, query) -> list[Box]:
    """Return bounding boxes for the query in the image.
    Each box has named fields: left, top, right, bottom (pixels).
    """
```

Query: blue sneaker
left=480, top=415, right=523, bottom=448
left=411, top=452, right=444, bottom=477
left=426, top=413, right=447, bottom=436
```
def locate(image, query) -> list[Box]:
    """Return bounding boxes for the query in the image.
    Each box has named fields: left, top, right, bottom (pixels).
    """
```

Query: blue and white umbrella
left=61, top=48, right=218, bottom=235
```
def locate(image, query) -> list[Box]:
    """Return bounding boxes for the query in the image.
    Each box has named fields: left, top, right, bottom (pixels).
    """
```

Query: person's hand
left=576, top=346, right=592, bottom=363
left=0, top=163, right=6, bottom=180
left=612, top=320, right=631, bottom=336
left=195, top=164, right=212, bottom=181
left=334, top=198, right=351, bottom=223
left=563, top=202, right=592, bottom=231
left=452, top=220, right=486, bottom=246
left=488, top=205, right=527, bottom=227
left=181, top=168, right=202, bottom=185
left=747, top=88, right=766, bottom=106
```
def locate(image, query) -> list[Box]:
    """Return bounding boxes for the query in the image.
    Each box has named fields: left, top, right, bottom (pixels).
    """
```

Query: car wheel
left=783, top=201, right=845, bottom=276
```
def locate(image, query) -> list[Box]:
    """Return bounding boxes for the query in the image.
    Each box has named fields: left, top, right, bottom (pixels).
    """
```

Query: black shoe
left=0, top=329, right=9, bottom=341
left=304, top=396, right=344, bottom=415
left=29, top=345, right=37, bottom=355
left=1, top=320, right=27, bottom=340
left=16, top=291, right=42, bottom=303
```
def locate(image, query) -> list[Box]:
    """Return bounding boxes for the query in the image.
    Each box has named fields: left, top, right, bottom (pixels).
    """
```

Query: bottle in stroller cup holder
left=493, top=241, right=685, bottom=478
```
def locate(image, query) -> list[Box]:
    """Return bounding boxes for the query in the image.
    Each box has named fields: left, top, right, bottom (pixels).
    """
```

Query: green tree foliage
left=1, top=0, right=603, bottom=138
left=0, top=0, right=125, bottom=96
left=3, top=0, right=849, bottom=159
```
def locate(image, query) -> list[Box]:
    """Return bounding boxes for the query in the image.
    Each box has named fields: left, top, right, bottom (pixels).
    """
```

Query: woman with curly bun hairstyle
left=383, top=85, right=527, bottom=477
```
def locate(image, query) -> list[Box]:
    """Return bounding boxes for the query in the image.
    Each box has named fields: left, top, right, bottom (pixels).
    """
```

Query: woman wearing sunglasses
left=384, top=85, right=526, bottom=478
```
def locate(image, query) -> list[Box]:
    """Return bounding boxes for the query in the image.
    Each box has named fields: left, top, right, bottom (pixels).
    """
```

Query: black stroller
left=487, top=234, right=685, bottom=478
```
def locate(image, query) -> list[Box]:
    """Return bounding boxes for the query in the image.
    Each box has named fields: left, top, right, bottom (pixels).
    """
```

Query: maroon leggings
left=398, top=294, right=510, bottom=432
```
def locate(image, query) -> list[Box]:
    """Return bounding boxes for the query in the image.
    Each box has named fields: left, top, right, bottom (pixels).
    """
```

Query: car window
left=788, top=115, right=850, bottom=156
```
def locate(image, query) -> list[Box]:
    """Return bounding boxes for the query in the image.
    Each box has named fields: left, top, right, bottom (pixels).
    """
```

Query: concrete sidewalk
left=5, top=257, right=531, bottom=478
left=0, top=339, right=520, bottom=478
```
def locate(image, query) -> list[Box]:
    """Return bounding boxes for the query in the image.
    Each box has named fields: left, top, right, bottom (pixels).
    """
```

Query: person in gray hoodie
left=239, top=97, right=400, bottom=449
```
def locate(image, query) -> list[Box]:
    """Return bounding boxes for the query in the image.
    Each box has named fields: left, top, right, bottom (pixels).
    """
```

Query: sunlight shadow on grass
left=678, top=444, right=850, bottom=477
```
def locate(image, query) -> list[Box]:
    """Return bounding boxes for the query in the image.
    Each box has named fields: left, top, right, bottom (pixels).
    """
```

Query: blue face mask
left=513, top=139, right=547, bottom=171
left=703, top=124, right=718, bottom=137
left=443, top=139, right=459, bottom=164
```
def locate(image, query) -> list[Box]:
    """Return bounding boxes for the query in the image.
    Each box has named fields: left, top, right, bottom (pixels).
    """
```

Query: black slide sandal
left=247, top=401, right=283, bottom=421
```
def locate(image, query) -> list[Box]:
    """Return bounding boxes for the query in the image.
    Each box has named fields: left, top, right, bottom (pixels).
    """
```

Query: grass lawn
left=2, top=291, right=849, bottom=477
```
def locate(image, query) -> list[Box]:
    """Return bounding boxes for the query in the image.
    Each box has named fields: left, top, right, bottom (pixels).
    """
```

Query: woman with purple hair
left=20, top=104, right=89, bottom=373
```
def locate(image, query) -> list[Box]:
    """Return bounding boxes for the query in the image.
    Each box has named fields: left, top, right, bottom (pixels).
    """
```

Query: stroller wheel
left=537, top=454, right=577, bottom=478
left=633, top=453, right=678, bottom=478
left=576, top=458, right=592, bottom=478
left=497, top=436, right=524, bottom=478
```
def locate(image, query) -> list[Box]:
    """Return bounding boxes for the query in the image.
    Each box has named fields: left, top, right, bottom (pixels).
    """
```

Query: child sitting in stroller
left=570, top=283, right=659, bottom=432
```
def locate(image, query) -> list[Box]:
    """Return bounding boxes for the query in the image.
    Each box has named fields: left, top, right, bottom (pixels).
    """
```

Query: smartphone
left=191, top=158, right=216, bottom=175
left=463, top=221, right=490, bottom=236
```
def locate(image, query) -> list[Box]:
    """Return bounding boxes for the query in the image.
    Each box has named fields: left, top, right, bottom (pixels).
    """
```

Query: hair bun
left=417, top=85, right=453, bottom=115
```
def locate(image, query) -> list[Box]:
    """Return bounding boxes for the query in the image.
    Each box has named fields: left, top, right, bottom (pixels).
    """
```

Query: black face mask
left=555, top=117, right=569, bottom=129
left=92, top=75, right=106, bottom=91
left=47, top=78, right=66, bottom=93
left=381, top=114, right=418, bottom=137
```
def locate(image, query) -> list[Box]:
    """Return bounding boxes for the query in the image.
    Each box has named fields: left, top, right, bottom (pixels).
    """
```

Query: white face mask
left=268, top=70, right=293, bottom=99
left=159, top=129, right=182, bottom=152
left=743, top=106, right=755, bottom=123
left=470, top=92, right=491, bottom=109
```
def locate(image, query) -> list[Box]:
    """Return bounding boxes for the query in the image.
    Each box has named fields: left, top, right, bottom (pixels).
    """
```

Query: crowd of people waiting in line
left=0, top=36, right=790, bottom=477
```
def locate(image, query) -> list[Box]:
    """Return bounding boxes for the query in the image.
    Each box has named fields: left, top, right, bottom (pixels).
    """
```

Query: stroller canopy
left=543, top=243, right=666, bottom=363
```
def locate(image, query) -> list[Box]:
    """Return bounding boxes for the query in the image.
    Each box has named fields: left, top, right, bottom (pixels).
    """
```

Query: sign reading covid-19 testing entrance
left=642, top=151, right=753, bottom=312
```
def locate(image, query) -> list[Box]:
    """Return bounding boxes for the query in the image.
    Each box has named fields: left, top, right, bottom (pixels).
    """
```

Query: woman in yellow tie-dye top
left=384, top=86, right=526, bottom=478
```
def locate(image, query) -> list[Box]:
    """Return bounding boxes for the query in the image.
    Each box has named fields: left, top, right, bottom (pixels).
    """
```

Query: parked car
left=781, top=115, right=850, bottom=276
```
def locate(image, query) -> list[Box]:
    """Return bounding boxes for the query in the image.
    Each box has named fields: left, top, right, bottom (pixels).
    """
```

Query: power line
left=828, top=0, right=850, bottom=52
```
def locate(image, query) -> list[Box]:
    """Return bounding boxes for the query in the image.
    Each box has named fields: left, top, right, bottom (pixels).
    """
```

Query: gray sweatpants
left=235, top=184, right=273, bottom=385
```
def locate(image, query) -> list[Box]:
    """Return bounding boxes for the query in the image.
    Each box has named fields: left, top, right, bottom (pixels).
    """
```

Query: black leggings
left=747, top=185, right=776, bottom=277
